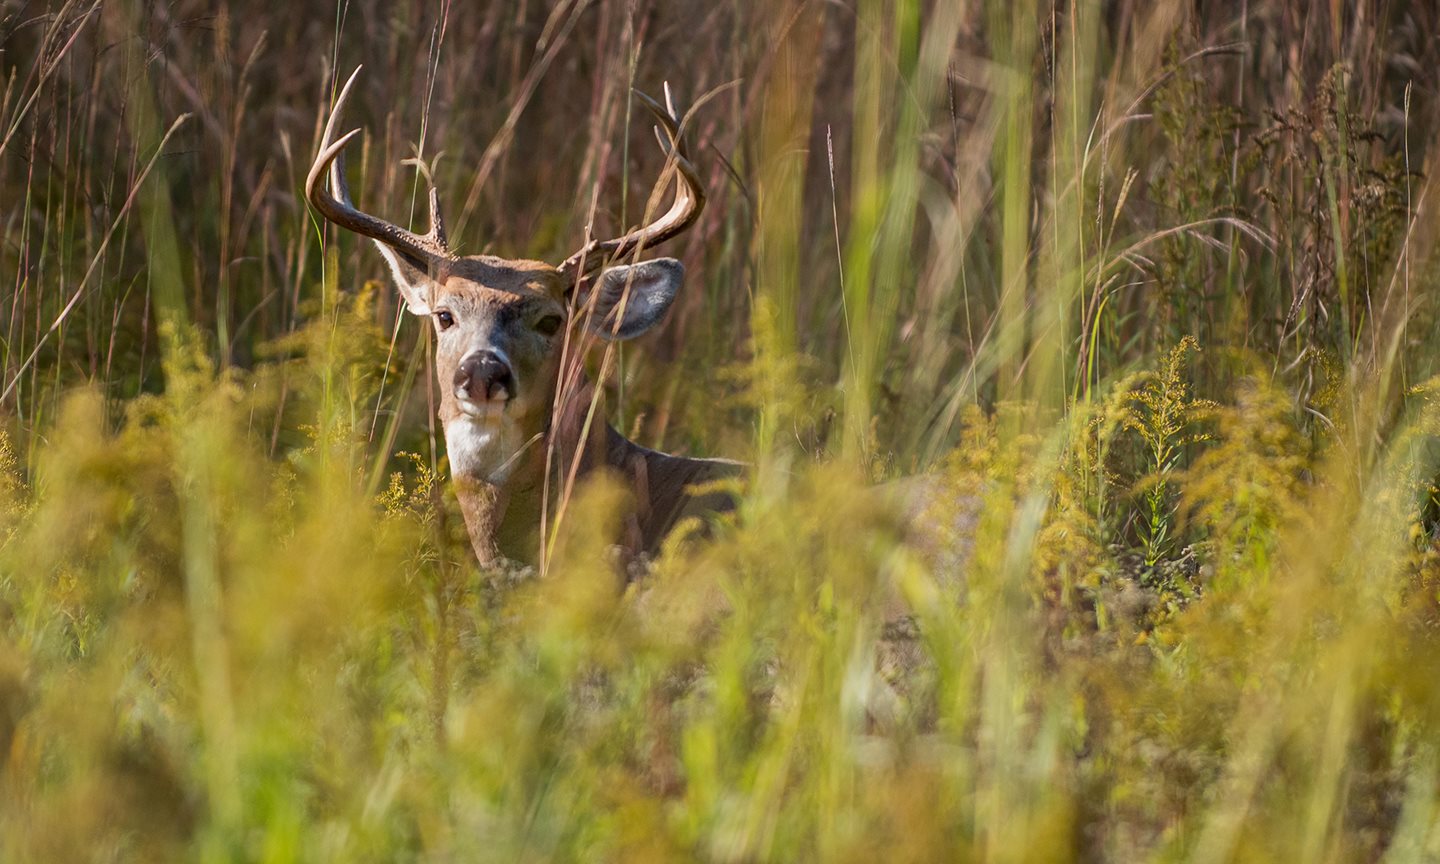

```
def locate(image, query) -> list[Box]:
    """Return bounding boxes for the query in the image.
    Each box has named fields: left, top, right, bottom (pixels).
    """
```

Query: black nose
left=454, top=350, right=515, bottom=402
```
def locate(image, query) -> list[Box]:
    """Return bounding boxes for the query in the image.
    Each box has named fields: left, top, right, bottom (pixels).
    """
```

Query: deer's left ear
left=584, top=258, right=684, bottom=341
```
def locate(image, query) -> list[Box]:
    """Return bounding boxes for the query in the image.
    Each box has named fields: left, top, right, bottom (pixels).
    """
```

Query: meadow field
left=3, top=0, right=1440, bottom=860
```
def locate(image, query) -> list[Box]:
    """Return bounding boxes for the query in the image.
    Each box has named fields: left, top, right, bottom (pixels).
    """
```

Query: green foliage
left=5, top=0, right=1440, bottom=861
left=1118, top=337, right=1216, bottom=569
left=1180, top=372, right=1307, bottom=583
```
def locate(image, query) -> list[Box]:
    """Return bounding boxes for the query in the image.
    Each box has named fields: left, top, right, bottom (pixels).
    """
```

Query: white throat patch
left=444, top=412, right=527, bottom=484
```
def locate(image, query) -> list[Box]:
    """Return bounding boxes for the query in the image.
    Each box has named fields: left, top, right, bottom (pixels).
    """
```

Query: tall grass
left=4, top=0, right=1440, bottom=860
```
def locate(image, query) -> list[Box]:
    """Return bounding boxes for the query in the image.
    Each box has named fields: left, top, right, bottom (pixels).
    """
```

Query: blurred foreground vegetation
left=4, top=0, right=1440, bottom=860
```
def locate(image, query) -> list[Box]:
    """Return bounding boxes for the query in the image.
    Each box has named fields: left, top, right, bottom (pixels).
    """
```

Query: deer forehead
left=436, top=255, right=564, bottom=303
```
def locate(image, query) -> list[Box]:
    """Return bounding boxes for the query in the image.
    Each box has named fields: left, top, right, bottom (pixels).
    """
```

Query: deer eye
left=435, top=310, right=455, bottom=330
left=535, top=314, right=563, bottom=337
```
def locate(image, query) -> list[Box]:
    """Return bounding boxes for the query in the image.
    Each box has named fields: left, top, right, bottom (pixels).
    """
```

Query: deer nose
left=454, top=350, right=515, bottom=403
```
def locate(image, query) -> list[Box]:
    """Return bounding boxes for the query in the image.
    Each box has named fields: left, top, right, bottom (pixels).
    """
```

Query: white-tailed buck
left=308, top=67, right=740, bottom=566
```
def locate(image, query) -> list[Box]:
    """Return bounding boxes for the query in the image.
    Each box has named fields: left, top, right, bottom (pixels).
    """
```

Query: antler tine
left=560, top=82, right=707, bottom=279
left=428, top=185, right=448, bottom=248
left=642, top=85, right=704, bottom=196
left=306, top=66, right=450, bottom=270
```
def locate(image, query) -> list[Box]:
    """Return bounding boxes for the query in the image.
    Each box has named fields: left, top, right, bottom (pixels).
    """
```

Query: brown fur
left=386, top=256, right=740, bottom=567
left=308, top=69, right=731, bottom=568
left=454, top=375, right=742, bottom=566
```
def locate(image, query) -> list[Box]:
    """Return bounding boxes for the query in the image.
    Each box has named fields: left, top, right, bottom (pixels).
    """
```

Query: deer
left=307, top=68, right=742, bottom=568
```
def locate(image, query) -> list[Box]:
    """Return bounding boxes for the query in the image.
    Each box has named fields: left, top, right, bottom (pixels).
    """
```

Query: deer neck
left=444, top=376, right=608, bottom=565
left=446, top=377, right=739, bottom=566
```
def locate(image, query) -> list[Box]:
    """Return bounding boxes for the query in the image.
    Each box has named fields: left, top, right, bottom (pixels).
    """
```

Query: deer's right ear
left=373, top=242, right=434, bottom=316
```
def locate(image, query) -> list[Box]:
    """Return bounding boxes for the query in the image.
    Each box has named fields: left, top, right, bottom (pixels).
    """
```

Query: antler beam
left=560, top=83, right=706, bottom=280
left=306, top=66, right=450, bottom=271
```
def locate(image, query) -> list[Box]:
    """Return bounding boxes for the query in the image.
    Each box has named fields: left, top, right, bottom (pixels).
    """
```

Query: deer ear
left=584, top=258, right=684, bottom=341
left=373, top=241, right=434, bottom=316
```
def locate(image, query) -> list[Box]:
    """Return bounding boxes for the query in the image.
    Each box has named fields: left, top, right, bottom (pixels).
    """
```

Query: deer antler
left=560, top=83, right=706, bottom=280
left=307, top=66, right=450, bottom=271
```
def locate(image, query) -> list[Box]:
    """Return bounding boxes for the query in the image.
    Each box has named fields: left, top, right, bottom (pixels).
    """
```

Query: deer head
left=306, top=68, right=705, bottom=489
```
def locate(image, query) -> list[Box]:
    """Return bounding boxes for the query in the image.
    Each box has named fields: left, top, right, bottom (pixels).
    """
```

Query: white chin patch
left=454, top=394, right=508, bottom=420
left=445, top=409, right=522, bottom=483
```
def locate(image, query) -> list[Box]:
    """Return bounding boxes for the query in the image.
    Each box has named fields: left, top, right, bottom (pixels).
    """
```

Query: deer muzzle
left=454, top=350, right=515, bottom=408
